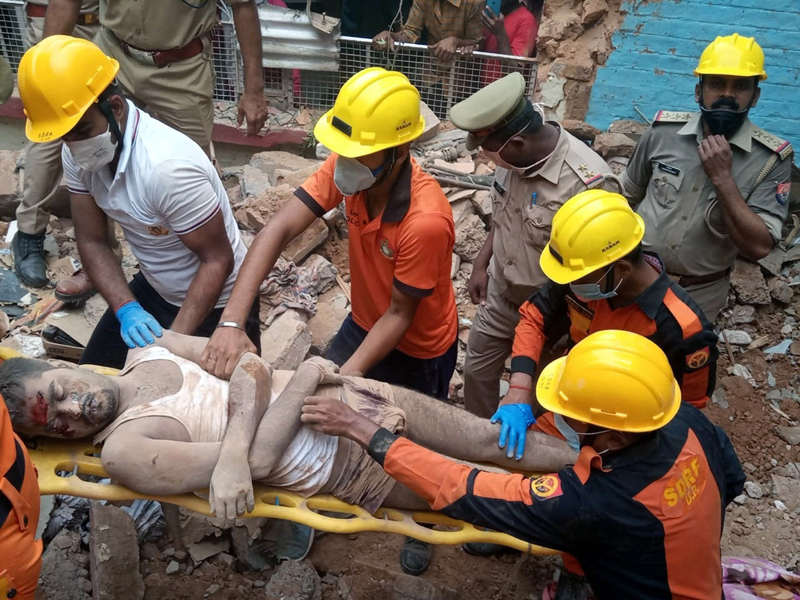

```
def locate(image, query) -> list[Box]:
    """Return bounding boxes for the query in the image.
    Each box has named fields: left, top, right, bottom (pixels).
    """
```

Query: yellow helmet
left=539, top=189, right=645, bottom=285
left=18, top=35, right=120, bottom=143
left=694, top=33, right=767, bottom=81
left=314, top=67, right=425, bottom=158
left=537, top=330, right=681, bottom=433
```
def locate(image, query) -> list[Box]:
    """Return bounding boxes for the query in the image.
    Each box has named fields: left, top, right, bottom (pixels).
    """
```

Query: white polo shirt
left=62, top=101, right=247, bottom=308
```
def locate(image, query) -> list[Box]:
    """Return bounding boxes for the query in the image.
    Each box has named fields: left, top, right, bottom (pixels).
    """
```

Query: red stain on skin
left=32, top=392, right=48, bottom=426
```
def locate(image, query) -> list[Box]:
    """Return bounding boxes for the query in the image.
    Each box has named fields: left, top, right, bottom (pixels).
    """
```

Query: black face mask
left=699, top=91, right=753, bottom=138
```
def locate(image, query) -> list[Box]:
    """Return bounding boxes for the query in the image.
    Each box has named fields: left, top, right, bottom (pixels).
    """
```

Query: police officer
left=302, top=330, right=746, bottom=600
left=450, top=73, right=614, bottom=420
left=12, top=0, right=109, bottom=298
left=45, top=0, right=268, bottom=153
left=623, top=33, right=793, bottom=320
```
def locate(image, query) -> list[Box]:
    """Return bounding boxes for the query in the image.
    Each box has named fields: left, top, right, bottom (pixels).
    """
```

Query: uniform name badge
left=657, top=162, right=681, bottom=177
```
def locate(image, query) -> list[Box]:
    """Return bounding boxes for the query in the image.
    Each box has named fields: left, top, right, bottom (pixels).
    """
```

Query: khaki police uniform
left=449, top=73, right=616, bottom=418
left=623, top=111, right=793, bottom=319
left=94, top=0, right=250, bottom=154
left=18, top=0, right=100, bottom=237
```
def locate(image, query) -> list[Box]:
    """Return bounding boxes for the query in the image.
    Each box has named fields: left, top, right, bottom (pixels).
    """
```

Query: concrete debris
left=608, top=120, right=649, bottom=136
left=581, top=0, right=609, bottom=25
left=711, top=389, right=728, bottom=409
left=39, top=531, right=92, bottom=600
left=770, top=278, right=794, bottom=304
left=765, top=340, right=792, bottom=355
left=273, top=164, right=319, bottom=189
left=767, top=371, right=777, bottom=388
left=283, top=219, right=329, bottom=265
left=188, top=538, right=231, bottom=564
left=90, top=503, right=145, bottom=600
left=772, top=475, right=800, bottom=510
left=731, top=304, right=757, bottom=325
left=302, top=253, right=338, bottom=294
left=758, top=246, right=785, bottom=277
left=606, top=156, right=629, bottom=176
left=205, top=583, right=221, bottom=597
left=471, top=190, right=493, bottom=219
left=721, top=329, right=752, bottom=346
left=165, top=560, right=180, bottom=575
left=418, top=100, right=442, bottom=143
left=451, top=253, right=462, bottom=280
left=249, top=151, right=320, bottom=186
left=592, top=132, right=637, bottom=159
left=744, top=481, right=764, bottom=499
left=776, top=427, right=800, bottom=446
left=0, top=332, right=46, bottom=358
left=728, top=364, right=757, bottom=388
left=307, top=288, right=349, bottom=354
left=262, top=559, right=322, bottom=600
left=450, top=198, right=475, bottom=227
left=561, top=119, right=601, bottom=140
left=454, top=214, right=488, bottom=262
left=0, top=310, right=9, bottom=340
left=241, top=165, right=273, bottom=198
left=730, top=259, right=772, bottom=305
left=261, top=309, right=313, bottom=370
left=316, top=142, right=332, bottom=160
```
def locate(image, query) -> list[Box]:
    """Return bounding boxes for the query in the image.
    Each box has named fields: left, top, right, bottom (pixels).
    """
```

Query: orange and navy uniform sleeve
left=294, top=155, right=342, bottom=217
left=660, top=287, right=719, bottom=409
left=368, top=428, right=578, bottom=554
left=393, top=213, right=454, bottom=298
left=511, top=282, right=572, bottom=377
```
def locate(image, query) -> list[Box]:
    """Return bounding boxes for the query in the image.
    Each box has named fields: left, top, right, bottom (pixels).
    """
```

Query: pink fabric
left=481, top=6, right=538, bottom=85
left=722, top=557, right=800, bottom=599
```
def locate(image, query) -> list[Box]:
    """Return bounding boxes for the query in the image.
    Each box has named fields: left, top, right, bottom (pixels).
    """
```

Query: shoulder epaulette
left=652, top=110, right=695, bottom=124
left=751, top=126, right=793, bottom=160
left=564, top=152, right=606, bottom=188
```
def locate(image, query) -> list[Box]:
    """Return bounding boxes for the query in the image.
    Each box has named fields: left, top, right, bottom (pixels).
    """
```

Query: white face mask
left=66, top=124, right=118, bottom=172
left=333, top=156, right=386, bottom=196
left=569, top=265, right=624, bottom=303
left=483, top=114, right=556, bottom=176
left=553, top=413, right=610, bottom=453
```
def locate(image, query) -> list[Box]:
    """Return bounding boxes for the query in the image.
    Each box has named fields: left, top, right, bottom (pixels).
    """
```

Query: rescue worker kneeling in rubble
left=0, top=56, right=42, bottom=600
left=303, top=329, right=747, bottom=600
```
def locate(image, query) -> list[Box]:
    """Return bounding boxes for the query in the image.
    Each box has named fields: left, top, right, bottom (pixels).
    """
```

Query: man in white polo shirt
left=17, top=36, right=260, bottom=369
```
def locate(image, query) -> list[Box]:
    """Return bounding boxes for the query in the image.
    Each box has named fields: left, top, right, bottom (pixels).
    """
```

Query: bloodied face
left=22, top=368, right=119, bottom=438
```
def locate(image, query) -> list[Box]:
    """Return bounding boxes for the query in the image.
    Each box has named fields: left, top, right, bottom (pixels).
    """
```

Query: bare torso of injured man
left=0, top=331, right=574, bottom=521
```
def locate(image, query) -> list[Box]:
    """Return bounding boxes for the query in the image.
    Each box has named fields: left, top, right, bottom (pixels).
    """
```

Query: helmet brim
left=314, top=109, right=426, bottom=158
left=694, top=67, right=767, bottom=81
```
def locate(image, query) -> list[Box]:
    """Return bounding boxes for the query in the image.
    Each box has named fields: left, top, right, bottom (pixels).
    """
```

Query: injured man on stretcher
left=0, top=331, right=575, bottom=521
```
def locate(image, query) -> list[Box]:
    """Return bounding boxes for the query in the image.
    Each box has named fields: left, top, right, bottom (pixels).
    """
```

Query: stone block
left=0, top=150, right=20, bottom=208
left=307, top=289, right=349, bottom=355
left=592, top=132, right=637, bottom=159
left=450, top=198, right=475, bottom=227
left=261, top=309, right=312, bottom=369
left=302, top=253, right=338, bottom=294
left=562, top=79, right=593, bottom=120
left=273, top=163, right=321, bottom=189
left=550, top=61, right=593, bottom=82
left=241, top=164, right=272, bottom=198
left=234, top=185, right=297, bottom=231
left=730, top=259, right=771, bottom=305
left=89, top=502, right=144, bottom=600
left=454, top=214, right=488, bottom=262
left=608, top=119, right=649, bottom=136
left=772, top=474, right=800, bottom=510
left=283, top=218, right=329, bottom=264
left=731, top=304, right=756, bottom=325
left=776, top=426, right=800, bottom=446
left=417, top=100, right=441, bottom=143
left=249, top=151, right=319, bottom=186
left=262, top=559, right=321, bottom=600
left=769, top=278, right=794, bottom=304
left=581, top=0, right=608, bottom=25
left=471, top=190, right=493, bottom=219
left=720, top=329, right=751, bottom=346
left=562, top=119, right=601, bottom=140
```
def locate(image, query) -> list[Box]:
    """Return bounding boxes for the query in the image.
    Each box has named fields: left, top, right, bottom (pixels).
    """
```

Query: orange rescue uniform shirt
left=296, top=155, right=458, bottom=359
left=0, top=396, right=42, bottom=600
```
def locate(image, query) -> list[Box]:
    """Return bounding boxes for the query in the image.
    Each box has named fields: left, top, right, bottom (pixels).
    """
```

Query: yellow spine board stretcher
left=1, top=348, right=556, bottom=555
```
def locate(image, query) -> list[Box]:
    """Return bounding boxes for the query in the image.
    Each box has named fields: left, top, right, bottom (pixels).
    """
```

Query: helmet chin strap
left=371, top=147, right=397, bottom=189
left=98, top=98, right=124, bottom=147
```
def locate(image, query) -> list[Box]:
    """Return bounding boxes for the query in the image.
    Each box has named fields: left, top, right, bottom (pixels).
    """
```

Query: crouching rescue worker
left=302, top=329, right=747, bottom=600
left=0, top=56, right=42, bottom=600
left=203, top=67, right=458, bottom=576
left=17, top=37, right=260, bottom=369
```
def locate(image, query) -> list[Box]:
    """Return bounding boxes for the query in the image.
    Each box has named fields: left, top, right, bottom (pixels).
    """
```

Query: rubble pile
left=1, top=129, right=798, bottom=597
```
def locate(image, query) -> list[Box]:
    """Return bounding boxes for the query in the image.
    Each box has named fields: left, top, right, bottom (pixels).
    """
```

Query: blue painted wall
left=585, top=0, right=800, bottom=151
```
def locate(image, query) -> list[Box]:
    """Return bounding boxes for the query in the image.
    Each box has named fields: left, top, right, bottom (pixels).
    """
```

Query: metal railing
left=0, top=0, right=537, bottom=121
left=267, top=37, right=537, bottom=119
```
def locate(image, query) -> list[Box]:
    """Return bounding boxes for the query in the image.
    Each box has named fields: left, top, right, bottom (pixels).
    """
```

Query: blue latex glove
left=115, top=301, right=163, bottom=349
left=491, top=403, right=536, bottom=460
